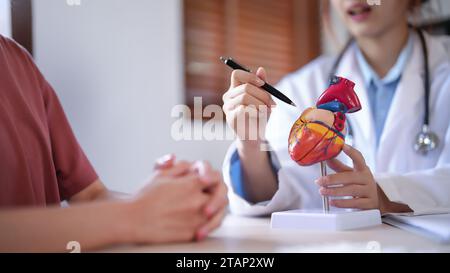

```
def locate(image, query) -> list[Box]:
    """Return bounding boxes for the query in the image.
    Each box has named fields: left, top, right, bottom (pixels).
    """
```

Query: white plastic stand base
left=271, top=209, right=382, bottom=231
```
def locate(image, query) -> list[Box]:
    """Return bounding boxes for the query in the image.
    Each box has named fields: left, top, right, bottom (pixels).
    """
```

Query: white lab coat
left=223, top=32, right=450, bottom=216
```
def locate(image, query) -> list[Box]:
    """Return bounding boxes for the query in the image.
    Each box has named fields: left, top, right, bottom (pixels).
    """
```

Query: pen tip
left=219, top=56, right=227, bottom=63
left=290, top=102, right=297, bottom=107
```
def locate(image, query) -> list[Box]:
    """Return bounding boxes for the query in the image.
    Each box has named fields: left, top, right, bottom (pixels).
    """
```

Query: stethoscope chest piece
left=414, top=124, right=439, bottom=155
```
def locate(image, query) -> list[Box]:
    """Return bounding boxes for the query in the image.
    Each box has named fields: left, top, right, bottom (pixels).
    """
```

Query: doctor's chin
left=1, top=0, right=450, bottom=265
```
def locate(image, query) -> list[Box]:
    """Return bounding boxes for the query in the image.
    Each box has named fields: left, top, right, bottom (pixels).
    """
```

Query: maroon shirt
left=0, top=35, right=98, bottom=207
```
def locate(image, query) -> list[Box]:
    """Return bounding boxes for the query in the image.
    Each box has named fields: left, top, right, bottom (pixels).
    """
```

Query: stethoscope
left=328, top=27, right=439, bottom=155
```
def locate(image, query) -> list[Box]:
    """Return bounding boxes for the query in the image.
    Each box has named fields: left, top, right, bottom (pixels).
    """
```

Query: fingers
left=223, top=83, right=275, bottom=110
left=154, top=154, right=175, bottom=170
left=156, top=161, right=192, bottom=177
left=176, top=172, right=219, bottom=196
left=188, top=161, right=227, bottom=221
left=174, top=210, right=210, bottom=243
left=230, top=69, right=265, bottom=88
left=223, top=89, right=266, bottom=110
left=190, top=161, right=213, bottom=184
left=316, top=171, right=366, bottom=187
left=204, top=181, right=228, bottom=217
left=319, top=184, right=369, bottom=198
left=190, top=161, right=227, bottom=217
left=342, top=144, right=367, bottom=171
left=160, top=160, right=223, bottom=191
left=256, top=67, right=267, bottom=82
left=191, top=191, right=212, bottom=214
left=330, top=198, right=375, bottom=210
left=174, top=173, right=205, bottom=190
left=158, top=160, right=227, bottom=234
left=190, top=161, right=222, bottom=186
left=195, top=207, right=227, bottom=241
left=326, top=158, right=353, bottom=173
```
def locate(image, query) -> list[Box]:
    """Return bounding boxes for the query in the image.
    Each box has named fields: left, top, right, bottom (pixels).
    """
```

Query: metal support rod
left=320, top=161, right=330, bottom=213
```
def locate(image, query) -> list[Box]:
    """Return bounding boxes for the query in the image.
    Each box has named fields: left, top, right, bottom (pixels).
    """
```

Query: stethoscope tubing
left=328, top=28, right=437, bottom=153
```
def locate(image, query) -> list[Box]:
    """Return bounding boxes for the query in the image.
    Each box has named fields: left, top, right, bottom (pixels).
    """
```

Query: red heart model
left=288, top=76, right=361, bottom=166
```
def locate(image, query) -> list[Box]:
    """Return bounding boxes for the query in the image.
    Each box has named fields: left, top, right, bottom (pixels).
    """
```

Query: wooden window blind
left=184, top=0, right=321, bottom=110
left=10, top=0, right=33, bottom=55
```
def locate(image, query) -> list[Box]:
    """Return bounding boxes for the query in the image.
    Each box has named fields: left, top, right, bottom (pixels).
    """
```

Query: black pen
left=220, top=56, right=296, bottom=107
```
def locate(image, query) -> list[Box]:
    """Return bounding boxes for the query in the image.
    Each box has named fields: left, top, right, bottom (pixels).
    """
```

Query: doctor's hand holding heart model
left=222, top=0, right=450, bottom=216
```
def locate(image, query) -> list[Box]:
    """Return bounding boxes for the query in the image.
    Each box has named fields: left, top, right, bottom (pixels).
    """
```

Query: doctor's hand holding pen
left=222, top=68, right=279, bottom=204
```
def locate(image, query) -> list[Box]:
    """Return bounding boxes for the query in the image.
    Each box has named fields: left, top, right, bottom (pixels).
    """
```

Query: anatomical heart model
left=288, top=76, right=362, bottom=212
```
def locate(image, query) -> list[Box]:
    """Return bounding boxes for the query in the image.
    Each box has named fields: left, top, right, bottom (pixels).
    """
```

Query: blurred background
left=1, top=0, right=449, bottom=193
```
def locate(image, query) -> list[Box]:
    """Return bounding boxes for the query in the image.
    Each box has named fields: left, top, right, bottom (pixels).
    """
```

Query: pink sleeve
left=39, top=73, right=99, bottom=200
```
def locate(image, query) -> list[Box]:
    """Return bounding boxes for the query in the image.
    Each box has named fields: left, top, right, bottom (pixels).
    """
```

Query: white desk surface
left=103, top=215, right=450, bottom=253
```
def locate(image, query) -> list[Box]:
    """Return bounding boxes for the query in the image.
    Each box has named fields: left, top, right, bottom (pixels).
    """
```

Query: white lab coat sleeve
left=376, top=165, right=450, bottom=215
left=376, top=135, right=450, bottom=215
left=376, top=69, right=450, bottom=216
left=375, top=165, right=450, bottom=216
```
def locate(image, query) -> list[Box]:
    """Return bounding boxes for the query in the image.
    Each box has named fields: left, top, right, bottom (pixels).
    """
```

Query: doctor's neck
left=355, top=22, right=410, bottom=79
